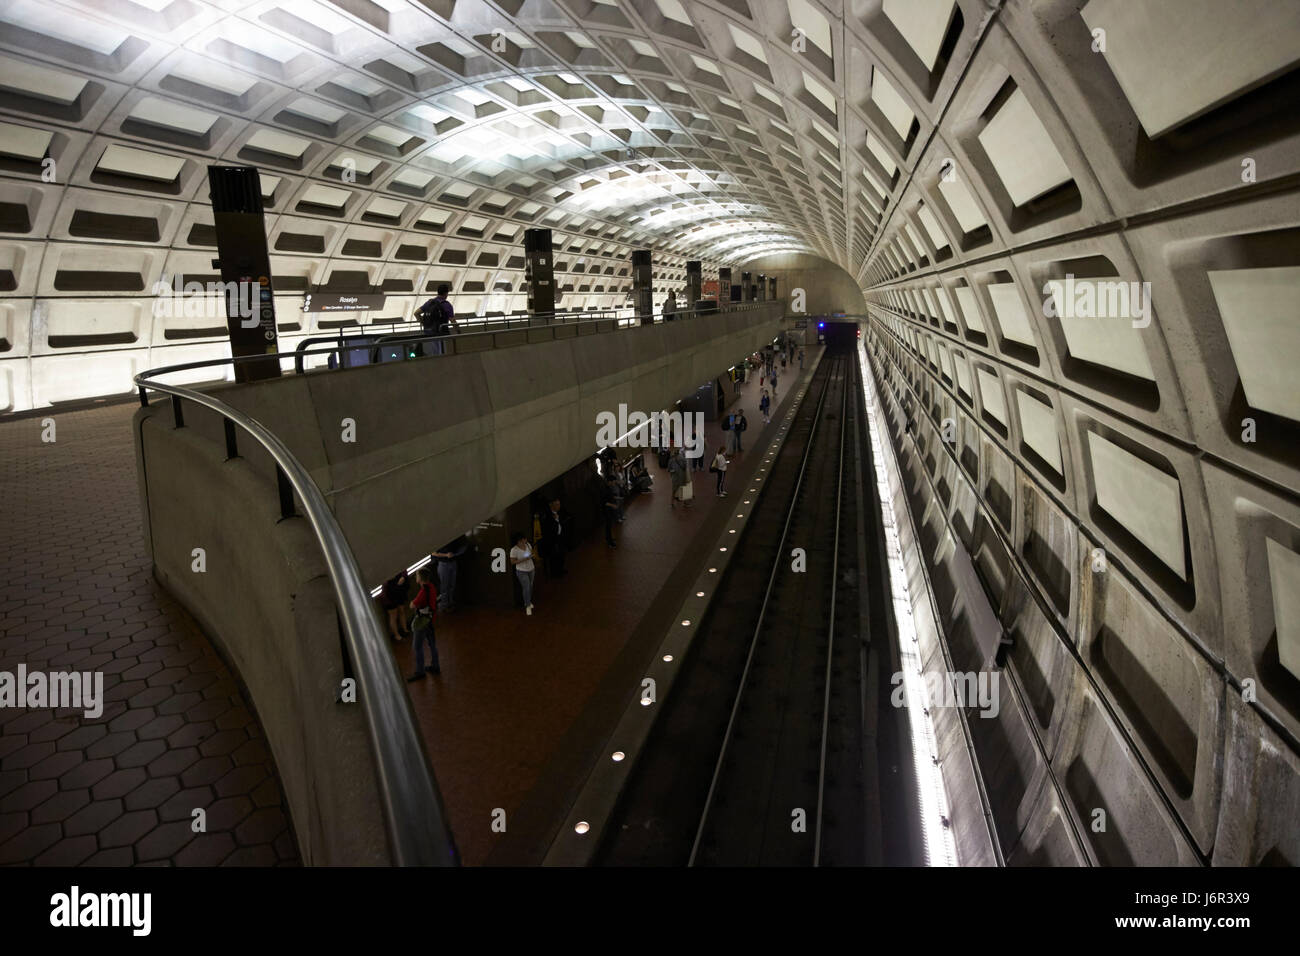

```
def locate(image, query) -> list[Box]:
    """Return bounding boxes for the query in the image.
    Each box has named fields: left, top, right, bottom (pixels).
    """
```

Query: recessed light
left=575, top=822, right=590, bottom=834
left=612, top=751, right=625, bottom=761
left=663, top=654, right=674, bottom=662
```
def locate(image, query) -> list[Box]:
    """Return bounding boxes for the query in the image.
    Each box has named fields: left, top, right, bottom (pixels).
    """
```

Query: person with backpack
left=407, top=567, right=441, bottom=681
left=710, top=449, right=729, bottom=496
left=734, top=410, right=748, bottom=452
left=509, top=531, right=536, bottom=616
left=724, top=410, right=738, bottom=453
left=415, top=284, right=455, bottom=355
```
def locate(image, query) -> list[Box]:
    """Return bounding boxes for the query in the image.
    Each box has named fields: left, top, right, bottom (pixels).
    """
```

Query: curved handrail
left=133, top=368, right=459, bottom=867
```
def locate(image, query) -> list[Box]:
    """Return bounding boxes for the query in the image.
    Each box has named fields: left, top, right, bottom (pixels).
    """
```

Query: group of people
left=379, top=339, right=809, bottom=678
left=375, top=536, right=470, bottom=681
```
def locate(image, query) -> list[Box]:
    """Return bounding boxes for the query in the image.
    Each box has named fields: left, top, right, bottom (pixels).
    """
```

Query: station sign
left=302, top=293, right=387, bottom=313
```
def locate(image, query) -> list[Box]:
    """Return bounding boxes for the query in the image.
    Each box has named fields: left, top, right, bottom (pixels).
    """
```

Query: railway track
left=596, top=350, right=875, bottom=865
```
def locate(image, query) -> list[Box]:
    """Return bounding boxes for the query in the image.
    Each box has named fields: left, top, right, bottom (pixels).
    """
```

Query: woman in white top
left=509, top=531, right=537, bottom=615
left=711, top=449, right=729, bottom=496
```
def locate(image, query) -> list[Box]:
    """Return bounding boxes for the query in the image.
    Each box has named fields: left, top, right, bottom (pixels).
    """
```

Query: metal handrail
left=234, top=299, right=774, bottom=378
left=133, top=369, right=459, bottom=867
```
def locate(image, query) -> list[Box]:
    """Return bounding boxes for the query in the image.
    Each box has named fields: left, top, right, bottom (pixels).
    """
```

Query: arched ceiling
left=0, top=0, right=948, bottom=273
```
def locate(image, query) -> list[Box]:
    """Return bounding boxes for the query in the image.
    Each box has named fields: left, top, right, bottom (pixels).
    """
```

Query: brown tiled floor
left=399, top=346, right=820, bottom=865
left=0, top=403, right=298, bottom=866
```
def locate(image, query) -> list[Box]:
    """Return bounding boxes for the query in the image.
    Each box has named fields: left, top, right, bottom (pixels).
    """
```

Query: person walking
left=692, top=434, right=707, bottom=472
left=407, top=567, right=441, bottom=681
left=509, top=531, right=536, bottom=615
left=771, top=369, right=779, bottom=399
left=799, top=349, right=804, bottom=369
left=711, top=448, right=729, bottom=496
left=734, top=410, right=748, bottom=451
left=759, top=389, right=771, bottom=425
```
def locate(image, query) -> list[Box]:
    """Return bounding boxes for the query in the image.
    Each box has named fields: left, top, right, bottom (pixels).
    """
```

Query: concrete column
left=741, top=271, right=752, bottom=302
left=718, top=266, right=732, bottom=306
left=685, top=260, right=702, bottom=312
left=524, top=227, right=555, bottom=320
left=758, top=273, right=767, bottom=302
left=769, top=276, right=777, bottom=301
left=208, top=165, right=280, bottom=382
left=631, top=249, right=653, bottom=325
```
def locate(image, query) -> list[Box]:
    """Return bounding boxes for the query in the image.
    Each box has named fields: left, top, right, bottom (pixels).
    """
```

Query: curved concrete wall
left=161, top=306, right=782, bottom=586
left=133, top=414, right=389, bottom=865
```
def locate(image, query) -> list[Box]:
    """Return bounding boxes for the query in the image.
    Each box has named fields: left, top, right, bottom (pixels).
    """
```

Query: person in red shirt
left=407, top=567, right=441, bottom=680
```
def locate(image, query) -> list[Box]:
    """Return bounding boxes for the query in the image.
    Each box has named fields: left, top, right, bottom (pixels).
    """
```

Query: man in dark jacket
left=540, top=499, right=569, bottom=577
left=415, top=284, right=455, bottom=355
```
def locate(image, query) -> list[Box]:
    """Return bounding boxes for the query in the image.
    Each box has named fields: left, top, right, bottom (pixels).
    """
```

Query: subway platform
left=395, top=344, right=822, bottom=865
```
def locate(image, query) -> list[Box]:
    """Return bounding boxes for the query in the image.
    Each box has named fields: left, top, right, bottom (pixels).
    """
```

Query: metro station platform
left=0, top=343, right=817, bottom=867
left=396, top=345, right=822, bottom=865
left=0, top=403, right=299, bottom=866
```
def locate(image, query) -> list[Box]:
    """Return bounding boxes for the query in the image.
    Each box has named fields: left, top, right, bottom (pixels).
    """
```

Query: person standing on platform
left=734, top=410, right=748, bottom=452
left=799, top=349, right=805, bottom=369
left=379, top=570, right=411, bottom=642
left=541, top=499, right=568, bottom=577
left=407, top=567, right=441, bottom=681
left=415, top=284, right=455, bottom=356
left=433, top=536, right=467, bottom=613
left=509, top=531, right=536, bottom=616
left=664, top=291, right=677, bottom=321
left=759, top=389, right=771, bottom=425
left=711, top=449, right=729, bottom=496
left=601, top=475, right=621, bottom=548
left=668, top=447, right=688, bottom=509
left=693, top=434, right=707, bottom=472
left=771, top=369, right=779, bottom=399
